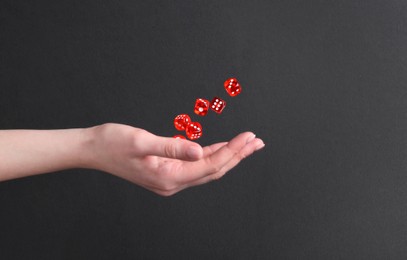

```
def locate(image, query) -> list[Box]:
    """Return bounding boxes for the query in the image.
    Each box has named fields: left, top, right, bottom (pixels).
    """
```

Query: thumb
left=140, top=134, right=203, bottom=161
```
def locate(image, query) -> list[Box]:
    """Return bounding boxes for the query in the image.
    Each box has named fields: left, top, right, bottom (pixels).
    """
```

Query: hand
left=86, top=123, right=265, bottom=196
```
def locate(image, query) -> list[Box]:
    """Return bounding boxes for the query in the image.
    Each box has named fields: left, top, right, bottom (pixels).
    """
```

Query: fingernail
left=187, top=146, right=202, bottom=159
left=255, top=142, right=265, bottom=151
left=246, top=134, right=256, bottom=144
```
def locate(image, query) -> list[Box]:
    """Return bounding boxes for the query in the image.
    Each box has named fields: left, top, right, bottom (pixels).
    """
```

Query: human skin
left=0, top=123, right=265, bottom=196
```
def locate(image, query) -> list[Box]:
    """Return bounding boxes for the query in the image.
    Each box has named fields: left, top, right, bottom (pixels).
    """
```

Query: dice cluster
left=173, top=77, right=242, bottom=140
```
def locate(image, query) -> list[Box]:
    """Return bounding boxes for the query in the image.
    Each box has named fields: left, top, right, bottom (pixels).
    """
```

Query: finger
left=177, top=132, right=256, bottom=182
left=137, top=133, right=203, bottom=161
left=202, top=142, right=227, bottom=157
left=147, top=138, right=264, bottom=196
left=185, top=138, right=265, bottom=187
left=137, top=142, right=229, bottom=196
left=140, top=142, right=228, bottom=189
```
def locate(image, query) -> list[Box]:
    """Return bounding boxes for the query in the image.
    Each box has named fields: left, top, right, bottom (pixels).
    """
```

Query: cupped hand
left=85, top=123, right=265, bottom=196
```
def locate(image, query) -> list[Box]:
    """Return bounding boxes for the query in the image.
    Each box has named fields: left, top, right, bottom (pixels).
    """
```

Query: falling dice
left=174, top=114, right=191, bottom=131
left=186, top=122, right=202, bottom=140
left=172, top=77, right=243, bottom=139
left=194, top=98, right=210, bottom=116
left=210, top=97, right=226, bottom=114
left=224, top=78, right=241, bottom=97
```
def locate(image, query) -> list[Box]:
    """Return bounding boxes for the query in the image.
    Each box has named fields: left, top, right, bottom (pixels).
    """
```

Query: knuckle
left=238, top=152, right=247, bottom=160
left=210, top=165, right=222, bottom=174
left=132, top=129, right=149, bottom=150
left=164, top=142, right=178, bottom=158
left=205, top=159, right=222, bottom=174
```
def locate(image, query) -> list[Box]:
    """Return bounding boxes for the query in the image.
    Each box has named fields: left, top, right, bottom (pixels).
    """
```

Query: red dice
left=224, top=78, right=241, bottom=97
left=172, top=77, right=243, bottom=139
left=210, top=97, right=226, bottom=114
left=174, top=114, right=191, bottom=131
left=186, top=122, right=202, bottom=140
left=194, top=98, right=210, bottom=116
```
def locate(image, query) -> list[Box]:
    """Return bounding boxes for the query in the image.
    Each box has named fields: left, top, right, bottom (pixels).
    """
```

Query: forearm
left=0, top=128, right=92, bottom=181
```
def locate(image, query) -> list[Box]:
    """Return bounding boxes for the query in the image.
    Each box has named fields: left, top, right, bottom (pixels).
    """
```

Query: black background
left=1, top=0, right=407, bottom=259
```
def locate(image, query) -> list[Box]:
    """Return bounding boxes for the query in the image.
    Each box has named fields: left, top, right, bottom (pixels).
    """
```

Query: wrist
left=77, top=126, right=98, bottom=170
